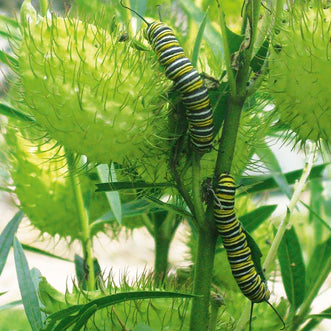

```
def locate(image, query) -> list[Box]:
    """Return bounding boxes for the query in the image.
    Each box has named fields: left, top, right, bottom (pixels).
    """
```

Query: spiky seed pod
left=267, top=4, right=331, bottom=143
left=39, top=272, right=191, bottom=330
left=5, top=122, right=112, bottom=240
left=16, top=3, right=170, bottom=171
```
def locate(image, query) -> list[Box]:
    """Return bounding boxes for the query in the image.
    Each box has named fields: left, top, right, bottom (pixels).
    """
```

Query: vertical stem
left=215, top=96, right=245, bottom=176
left=154, top=235, right=171, bottom=284
left=189, top=152, right=218, bottom=330
left=66, top=151, right=95, bottom=291
left=153, top=215, right=171, bottom=285
left=189, top=221, right=218, bottom=331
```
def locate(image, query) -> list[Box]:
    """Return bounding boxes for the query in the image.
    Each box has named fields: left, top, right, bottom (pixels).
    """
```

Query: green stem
left=215, top=96, right=245, bottom=176
left=154, top=234, right=171, bottom=285
left=189, top=221, right=218, bottom=331
left=263, top=143, right=316, bottom=272
left=189, top=152, right=218, bottom=330
left=66, top=151, right=95, bottom=291
left=153, top=214, right=172, bottom=285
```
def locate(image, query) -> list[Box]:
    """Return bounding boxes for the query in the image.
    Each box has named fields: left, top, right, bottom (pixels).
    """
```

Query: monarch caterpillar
left=213, top=173, right=285, bottom=330
left=120, top=1, right=214, bottom=152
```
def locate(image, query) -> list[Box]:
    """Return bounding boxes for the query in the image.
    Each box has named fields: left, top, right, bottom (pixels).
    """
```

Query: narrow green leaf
left=257, top=143, right=292, bottom=198
left=21, top=244, right=73, bottom=262
left=144, top=196, right=193, bottom=219
left=0, top=101, right=34, bottom=122
left=191, top=11, right=208, bottom=67
left=306, top=237, right=331, bottom=295
left=211, top=81, right=229, bottom=136
left=278, top=227, right=306, bottom=310
left=0, top=211, right=24, bottom=276
left=71, top=304, right=98, bottom=331
left=240, top=205, right=277, bottom=233
left=239, top=164, right=327, bottom=195
left=95, top=180, right=170, bottom=192
left=13, top=237, right=43, bottom=331
left=308, top=313, right=331, bottom=319
left=302, top=307, right=331, bottom=331
left=90, top=199, right=161, bottom=229
left=300, top=201, right=331, bottom=232
left=0, top=300, right=22, bottom=311
left=179, top=0, right=223, bottom=57
left=244, top=231, right=264, bottom=280
left=250, top=37, right=270, bottom=73
left=97, top=164, right=122, bottom=224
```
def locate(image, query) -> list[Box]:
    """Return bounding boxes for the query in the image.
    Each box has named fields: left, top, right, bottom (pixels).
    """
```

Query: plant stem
left=153, top=214, right=172, bottom=285
left=189, top=152, right=218, bottom=330
left=189, top=220, right=218, bottom=331
left=215, top=96, right=245, bottom=176
left=66, top=151, right=95, bottom=291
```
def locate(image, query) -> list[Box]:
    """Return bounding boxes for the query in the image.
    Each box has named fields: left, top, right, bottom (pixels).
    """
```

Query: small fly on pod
left=213, top=173, right=286, bottom=331
left=120, top=0, right=215, bottom=152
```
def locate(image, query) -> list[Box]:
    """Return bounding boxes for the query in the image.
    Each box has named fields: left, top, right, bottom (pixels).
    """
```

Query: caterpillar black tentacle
left=214, top=173, right=285, bottom=330
left=120, top=1, right=214, bottom=152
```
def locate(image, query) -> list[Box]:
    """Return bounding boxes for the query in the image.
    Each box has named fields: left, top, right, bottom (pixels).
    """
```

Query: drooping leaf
left=300, top=201, right=331, bottom=232
left=0, top=300, right=22, bottom=311
left=178, top=0, right=223, bottom=57
left=95, top=180, right=170, bottom=192
left=211, top=81, right=229, bottom=136
left=302, top=307, right=331, bottom=331
left=21, top=244, right=72, bottom=262
left=239, top=164, right=327, bottom=195
left=250, top=37, right=270, bottom=73
left=97, top=164, right=122, bottom=224
left=144, top=196, right=193, bottom=219
left=13, top=237, right=43, bottom=331
left=256, top=143, right=292, bottom=198
left=278, top=227, right=306, bottom=310
left=191, top=11, right=208, bottom=67
left=244, top=230, right=264, bottom=280
left=0, top=211, right=24, bottom=276
left=240, top=204, right=277, bottom=233
left=43, top=291, right=195, bottom=330
left=90, top=199, right=162, bottom=229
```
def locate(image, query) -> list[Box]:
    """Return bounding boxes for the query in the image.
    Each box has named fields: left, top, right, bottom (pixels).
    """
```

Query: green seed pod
left=39, top=273, right=191, bottom=330
left=5, top=122, right=111, bottom=240
left=16, top=4, right=170, bottom=172
left=267, top=4, right=331, bottom=143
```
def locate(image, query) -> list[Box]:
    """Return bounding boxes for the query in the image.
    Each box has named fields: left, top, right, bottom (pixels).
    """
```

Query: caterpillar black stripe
left=213, top=173, right=285, bottom=330
left=120, top=1, right=214, bottom=152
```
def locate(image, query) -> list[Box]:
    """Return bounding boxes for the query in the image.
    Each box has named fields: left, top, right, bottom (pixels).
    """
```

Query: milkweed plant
left=0, top=0, right=330, bottom=330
